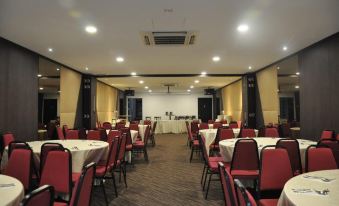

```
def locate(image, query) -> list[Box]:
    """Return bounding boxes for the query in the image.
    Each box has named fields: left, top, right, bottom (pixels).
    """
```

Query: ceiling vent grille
left=141, top=31, right=197, bottom=46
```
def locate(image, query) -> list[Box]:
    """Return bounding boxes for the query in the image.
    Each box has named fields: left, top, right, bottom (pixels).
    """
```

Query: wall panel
left=221, top=80, right=243, bottom=121
left=96, top=81, right=118, bottom=123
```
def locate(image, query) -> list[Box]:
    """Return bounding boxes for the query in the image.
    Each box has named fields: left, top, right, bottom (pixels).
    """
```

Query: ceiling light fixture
left=148, top=90, right=152, bottom=92
left=131, top=72, right=137, bottom=76
left=145, top=86, right=149, bottom=89
left=201, top=71, right=207, bottom=76
left=85, top=67, right=89, bottom=71
left=277, top=66, right=280, bottom=70
left=248, top=66, right=252, bottom=70
left=295, top=85, right=300, bottom=89
left=37, top=74, right=42, bottom=77
left=194, top=80, right=199, bottom=83
left=39, top=87, right=44, bottom=90
left=85, top=25, right=97, bottom=34
left=190, top=85, right=194, bottom=89
left=212, top=56, right=220, bottom=62
left=296, top=72, right=300, bottom=75
left=56, top=68, right=60, bottom=71
left=116, top=57, right=124, bottom=63
left=48, top=48, right=53, bottom=52
left=237, top=24, right=249, bottom=33
left=283, top=46, right=288, bottom=51
left=187, top=89, right=191, bottom=92
left=139, top=80, right=144, bottom=84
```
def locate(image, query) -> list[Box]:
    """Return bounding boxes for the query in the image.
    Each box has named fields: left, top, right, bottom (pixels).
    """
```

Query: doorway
left=128, top=98, right=143, bottom=121
left=43, top=99, right=57, bottom=124
left=279, top=97, right=295, bottom=121
left=198, top=98, right=213, bottom=123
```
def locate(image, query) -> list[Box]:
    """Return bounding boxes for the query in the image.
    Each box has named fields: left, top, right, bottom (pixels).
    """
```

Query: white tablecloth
left=1, top=140, right=109, bottom=173
left=219, top=138, right=316, bottom=166
left=155, top=120, right=191, bottom=134
left=199, top=129, right=259, bottom=155
left=0, top=175, right=24, bottom=206
left=278, top=169, right=339, bottom=206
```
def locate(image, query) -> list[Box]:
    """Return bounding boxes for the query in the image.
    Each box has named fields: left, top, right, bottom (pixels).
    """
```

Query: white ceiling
left=98, top=76, right=241, bottom=93
left=1, top=0, right=339, bottom=75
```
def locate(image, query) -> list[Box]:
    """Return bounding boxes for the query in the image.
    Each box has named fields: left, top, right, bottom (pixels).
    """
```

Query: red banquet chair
left=144, top=120, right=152, bottom=126
left=56, top=127, right=65, bottom=140
left=55, top=162, right=96, bottom=206
left=213, top=122, right=222, bottom=129
left=129, top=123, right=139, bottom=131
left=305, top=145, right=337, bottom=172
left=107, top=130, right=121, bottom=145
left=102, top=122, right=112, bottom=130
left=20, top=185, right=54, bottom=206
left=65, top=130, right=79, bottom=139
left=276, top=139, right=302, bottom=176
left=235, top=179, right=257, bottom=206
left=258, top=146, right=293, bottom=206
left=229, top=122, right=238, bottom=129
left=86, top=130, right=101, bottom=141
left=230, top=139, right=260, bottom=183
left=189, top=126, right=201, bottom=162
left=320, top=130, right=335, bottom=140
left=199, top=123, right=209, bottom=130
left=220, top=120, right=228, bottom=124
left=40, top=143, right=65, bottom=176
left=218, top=162, right=237, bottom=206
left=317, top=139, right=339, bottom=167
left=208, top=120, right=214, bottom=124
left=149, top=121, right=157, bottom=146
left=132, top=125, right=150, bottom=162
left=264, top=127, right=279, bottom=138
left=115, top=122, right=126, bottom=130
left=62, top=125, right=69, bottom=136
left=240, top=128, right=256, bottom=138
left=115, top=133, right=128, bottom=188
left=191, top=122, right=199, bottom=137
left=337, top=134, right=339, bottom=141
left=210, top=128, right=235, bottom=154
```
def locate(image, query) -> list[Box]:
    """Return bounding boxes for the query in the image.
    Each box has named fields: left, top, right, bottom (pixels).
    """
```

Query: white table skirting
left=0, top=175, right=24, bottom=206
left=155, top=120, right=192, bottom=134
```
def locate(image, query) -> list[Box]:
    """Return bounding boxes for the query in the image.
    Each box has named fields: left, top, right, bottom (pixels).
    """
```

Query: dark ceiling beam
left=95, top=73, right=243, bottom=78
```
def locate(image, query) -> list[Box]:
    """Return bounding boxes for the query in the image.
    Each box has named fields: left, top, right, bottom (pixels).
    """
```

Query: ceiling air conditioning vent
left=141, top=31, right=197, bottom=46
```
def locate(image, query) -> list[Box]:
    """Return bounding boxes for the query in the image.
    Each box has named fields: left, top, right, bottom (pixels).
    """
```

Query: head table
left=0, top=175, right=24, bottom=206
left=278, top=169, right=339, bottom=206
left=1, top=140, right=109, bottom=173
left=199, top=128, right=259, bottom=155
left=219, top=137, right=316, bottom=167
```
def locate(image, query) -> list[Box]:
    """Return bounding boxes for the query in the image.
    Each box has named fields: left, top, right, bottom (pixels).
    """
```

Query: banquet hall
left=1, top=0, right=339, bottom=206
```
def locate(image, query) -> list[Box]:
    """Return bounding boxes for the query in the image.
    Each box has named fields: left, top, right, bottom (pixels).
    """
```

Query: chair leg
left=203, top=169, right=209, bottom=191
left=144, top=148, right=149, bottom=162
left=122, top=162, right=128, bottom=188
left=200, top=165, right=206, bottom=184
left=152, top=135, right=156, bottom=146
left=100, top=179, right=109, bottom=206
left=190, top=147, right=195, bottom=162
left=205, top=173, right=213, bottom=199
left=111, top=171, right=118, bottom=197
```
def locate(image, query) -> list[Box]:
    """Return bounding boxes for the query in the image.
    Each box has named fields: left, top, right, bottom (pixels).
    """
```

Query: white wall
left=128, top=92, right=212, bottom=120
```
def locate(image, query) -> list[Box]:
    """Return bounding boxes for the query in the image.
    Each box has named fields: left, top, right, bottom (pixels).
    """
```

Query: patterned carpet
left=92, top=133, right=224, bottom=206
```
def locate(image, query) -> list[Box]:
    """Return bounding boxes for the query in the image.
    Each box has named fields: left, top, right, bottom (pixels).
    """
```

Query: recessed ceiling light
left=187, top=89, right=191, bottom=92
left=145, top=86, right=149, bottom=89
left=194, top=80, right=199, bottom=83
left=139, top=80, right=144, bottom=84
left=56, top=68, right=60, bottom=71
left=39, top=87, right=44, bottom=90
left=212, top=56, right=220, bottom=62
left=190, top=85, right=194, bottom=89
left=201, top=71, right=207, bottom=75
left=58, top=90, right=61, bottom=93
left=148, top=90, right=152, bottom=92
left=48, top=48, right=53, bottom=52
left=37, top=74, right=42, bottom=77
left=131, top=72, right=137, bottom=76
left=237, top=24, right=249, bottom=33
left=116, top=57, right=124, bottom=63
left=283, top=46, right=288, bottom=51
left=296, top=72, right=300, bottom=75
left=85, top=67, right=89, bottom=71
left=248, top=66, right=252, bottom=70
left=277, top=66, right=280, bottom=70
left=85, top=25, right=97, bottom=34
left=295, top=85, right=300, bottom=89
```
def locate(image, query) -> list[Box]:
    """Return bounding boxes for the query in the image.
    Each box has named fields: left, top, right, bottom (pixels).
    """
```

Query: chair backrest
left=40, top=143, right=65, bottom=175
left=120, top=127, right=132, bottom=145
left=320, top=130, right=335, bottom=140
left=220, top=120, right=228, bottom=124
left=106, top=138, right=120, bottom=171
left=40, top=149, right=72, bottom=196
left=191, top=122, right=199, bottom=135
left=337, top=134, right=339, bottom=141
left=264, top=128, right=279, bottom=138
left=259, top=146, right=293, bottom=193
left=56, top=127, right=65, bottom=140
left=70, top=162, right=96, bottom=206
left=102, top=122, right=112, bottom=130
left=219, top=129, right=235, bottom=141
left=20, top=185, right=54, bottom=206
left=129, top=123, right=139, bottom=131
left=231, top=139, right=259, bottom=171
left=143, top=125, right=151, bottom=144
left=115, top=122, right=126, bottom=130
left=218, top=162, right=237, bottom=206
left=199, top=136, right=209, bottom=164
left=86, top=130, right=101, bottom=141
left=306, top=145, right=337, bottom=172
left=131, top=120, right=139, bottom=124
left=276, top=139, right=302, bottom=175
left=199, top=123, right=209, bottom=130
left=240, top=128, right=256, bottom=138
left=187, top=124, right=194, bottom=141
left=234, top=179, right=257, bottom=206
left=208, top=120, right=214, bottom=124
left=144, top=120, right=152, bottom=126
left=5, top=148, right=33, bottom=190
left=229, top=122, right=238, bottom=129
left=213, top=122, right=222, bottom=129
left=65, top=130, right=79, bottom=139
left=8, top=141, right=30, bottom=158
left=63, top=125, right=69, bottom=136
left=152, top=121, right=157, bottom=134
left=117, top=134, right=127, bottom=162
left=46, top=123, right=57, bottom=139
left=107, top=130, right=121, bottom=145
left=2, top=133, right=15, bottom=148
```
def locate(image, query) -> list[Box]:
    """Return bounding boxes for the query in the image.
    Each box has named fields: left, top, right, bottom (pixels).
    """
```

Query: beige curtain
left=96, top=81, right=118, bottom=123
left=256, top=66, right=279, bottom=124
left=60, top=68, right=81, bottom=127
left=221, top=80, right=243, bottom=121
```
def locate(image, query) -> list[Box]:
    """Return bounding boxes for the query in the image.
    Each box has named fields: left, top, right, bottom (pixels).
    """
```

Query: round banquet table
left=219, top=137, right=316, bottom=167
left=137, top=125, right=149, bottom=141
left=0, top=175, right=24, bottom=206
left=199, top=128, right=259, bottom=155
left=1, top=140, right=109, bottom=173
left=278, top=169, right=339, bottom=206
